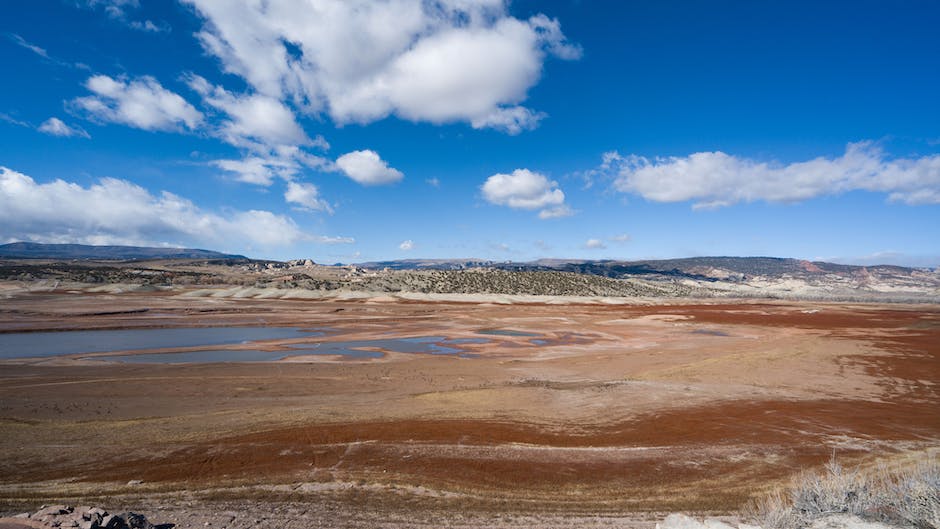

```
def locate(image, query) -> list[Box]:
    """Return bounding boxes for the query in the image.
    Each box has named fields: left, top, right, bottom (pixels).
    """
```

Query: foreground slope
left=0, top=287, right=937, bottom=525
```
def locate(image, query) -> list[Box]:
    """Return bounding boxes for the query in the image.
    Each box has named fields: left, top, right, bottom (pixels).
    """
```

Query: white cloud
left=183, top=0, right=579, bottom=132
left=0, top=166, right=317, bottom=248
left=7, top=33, right=87, bottom=70
left=212, top=150, right=332, bottom=187
left=583, top=238, right=606, bottom=250
left=81, top=0, right=139, bottom=19
left=38, top=117, right=90, bottom=138
left=212, top=157, right=282, bottom=186
left=470, top=106, right=545, bottom=135
left=73, top=75, right=203, bottom=131
left=0, top=113, right=29, bottom=128
left=538, top=204, right=574, bottom=219
left=9, top=33, right=49, bottom=59
left=188, top=75, right=333, bottom=196
left=336, top=150, right=403, bottom=185
left=607, top=142, right=940, bottom=208
left=313, top=235, right=356, bottom=244
left=313, top=235, right=354, bottom=244
left=481, top=168, right=568, bottom=219
left=399, top=240, right=414, bottom=251
left=129, top=20, right=168, bottom=33
left=610, top=233, right=631, bottom=243
left=79, top=1, right=170, bottom=33
left=284, top=181, right=332, bottom=213
left=187, top=75, right=309, bottom=150
left=426, top=177, right=441, bottom=187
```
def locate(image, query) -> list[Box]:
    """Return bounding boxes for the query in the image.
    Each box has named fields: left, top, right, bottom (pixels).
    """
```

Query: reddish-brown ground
left=0, top=290, right=937, bottom=515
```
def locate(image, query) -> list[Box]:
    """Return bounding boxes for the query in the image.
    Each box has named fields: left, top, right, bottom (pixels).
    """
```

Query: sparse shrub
left=747, top=455, right=939, bottom=529
left=884, top=463, right=940, bottom=529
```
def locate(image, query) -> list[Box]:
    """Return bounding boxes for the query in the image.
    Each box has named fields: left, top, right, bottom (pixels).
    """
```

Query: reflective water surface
left=0, top=327, right=316, bottom=359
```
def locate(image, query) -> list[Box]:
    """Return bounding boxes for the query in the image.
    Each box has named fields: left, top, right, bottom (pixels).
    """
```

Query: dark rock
left=117, top=513, right=152, bottom=529
left=100, top=514, right=127, bottom=529
left=35, top=506, right=71, bottom=518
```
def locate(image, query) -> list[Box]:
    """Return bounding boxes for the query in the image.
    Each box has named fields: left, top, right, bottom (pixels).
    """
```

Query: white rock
left=659, top=513, right=707, bottom=529
left=704, top=519, right=736, bottom=529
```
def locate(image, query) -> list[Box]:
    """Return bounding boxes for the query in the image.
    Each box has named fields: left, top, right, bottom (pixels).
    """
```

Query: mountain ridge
left=0, top=242, right=246, bottom=260
left=353, top=256, right=928, bottom=276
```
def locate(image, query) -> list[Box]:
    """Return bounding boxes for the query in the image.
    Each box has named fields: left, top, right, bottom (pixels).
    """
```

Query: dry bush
left=746, top=455, right=939, bottom=529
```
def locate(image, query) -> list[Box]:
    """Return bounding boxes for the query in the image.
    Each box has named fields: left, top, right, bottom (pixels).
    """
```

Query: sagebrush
left=746, top=456, right=939, bottom=529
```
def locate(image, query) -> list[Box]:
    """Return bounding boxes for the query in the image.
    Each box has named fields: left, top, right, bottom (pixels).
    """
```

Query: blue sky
left=1, top=1, right=938, bottom=266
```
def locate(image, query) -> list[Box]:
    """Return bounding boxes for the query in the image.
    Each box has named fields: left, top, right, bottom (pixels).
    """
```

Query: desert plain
left=0, top=286, right=938, bottom=528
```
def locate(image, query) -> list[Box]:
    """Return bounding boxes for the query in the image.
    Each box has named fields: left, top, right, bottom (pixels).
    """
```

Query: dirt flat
left=0, top=289, right=937, bottom=522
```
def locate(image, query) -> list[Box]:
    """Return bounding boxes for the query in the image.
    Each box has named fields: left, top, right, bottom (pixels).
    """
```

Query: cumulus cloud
left=610, top=233, right=631, bottom=243
left=72, top=75, right=203, bottom=131
left=38, top=117, right=90, bottom=138
left=606, top=142, right=940, bottom=208
left=186, top=76, right=332, bottom=194
left=470, top=106, right=546, bottom=135
left=399, top=240, right=414, bottom=251
left=284, top=181, right=332, bottom=213
left=481, top=168, right=569, bottom=218
left=583, top=238, right=606, bottom=250
left=3, top=114, right=90, bottom=138
left=212, top=157, right=283, bottom=186
left=187, top=75, right=309, bottom=150
left=0, top=165, right=319, bottom=248
left=211, top=149, right=332, bottom=186
left=538, top=204, right=574, bottom=219
left=183, top=0, right=579, bottom=132
left=336, top=150, right=403, bottom=185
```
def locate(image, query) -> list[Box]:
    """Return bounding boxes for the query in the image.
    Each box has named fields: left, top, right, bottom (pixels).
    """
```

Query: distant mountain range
left=0, top=242, right=245, bottom=260
left=1, top=243, right=934, bottom=286
left=354, top=258, right=498, bottom=270
left=1, top=245, right=936, bottom=301
left=355, top=256, right=931, bottom=282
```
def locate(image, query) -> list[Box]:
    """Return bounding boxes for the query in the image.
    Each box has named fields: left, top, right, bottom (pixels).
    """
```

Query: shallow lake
left=0, top=327, right=317, bottom=359
left=101, top=349, right=303, bottom=363
left=294, top=336, right=487, bottom=356
left=691, top=329, right=730, bottom=337
left=98, top=336, right=487, bottom=363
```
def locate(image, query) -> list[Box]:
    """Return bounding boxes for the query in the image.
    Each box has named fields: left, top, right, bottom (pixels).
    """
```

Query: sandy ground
left=0, top=288, right=938, bottom=526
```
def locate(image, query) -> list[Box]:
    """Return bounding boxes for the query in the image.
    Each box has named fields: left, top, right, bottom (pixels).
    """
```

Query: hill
left=356, top=256, right=928, bottom=281
left=0, top=242, right=245, bottom=260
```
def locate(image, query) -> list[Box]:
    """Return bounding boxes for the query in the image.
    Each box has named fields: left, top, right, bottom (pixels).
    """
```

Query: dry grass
left=746, top=455, right=939, bottom=529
